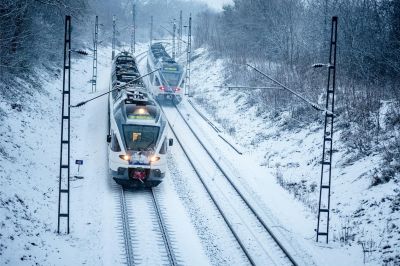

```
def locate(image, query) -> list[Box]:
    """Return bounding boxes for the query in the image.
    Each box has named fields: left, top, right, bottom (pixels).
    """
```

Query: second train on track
left=146, top=42, right=185, bottom=103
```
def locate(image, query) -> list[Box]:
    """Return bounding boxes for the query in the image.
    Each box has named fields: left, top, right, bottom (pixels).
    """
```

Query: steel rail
left=121, top=187, right=178, bottom=266
left=172, top=104, right=298, bottom=266
left=160, top=104, right=256, bottom=266
left=217, top=134, right=243, bottom=155
left=135, top=50, right=148, bottom=62
left=150, top=188, right=179, bottom=266
left=186, top=99, right=243, bottom=155
left=120, top=187, right=135, bottom=266
left=186, top=99, right=221, bottom=133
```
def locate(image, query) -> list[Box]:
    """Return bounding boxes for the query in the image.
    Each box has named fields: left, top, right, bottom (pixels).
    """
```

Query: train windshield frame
left=122, top=125, right=160, bottom=151
left=162, top=71, right=182, bottom=87
left=125, top=105, right=159, bottom=120
left=116, top=56, right=134, bottom=64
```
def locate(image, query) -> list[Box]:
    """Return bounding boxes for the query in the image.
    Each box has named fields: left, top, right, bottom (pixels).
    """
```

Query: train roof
left=113, top=51, right=145, bottom=90
left=151, top=42, right=164, bottom=49
left=113, top=89, right=162, bottom=126
left=150, top=42, right=177, bottom=64
left=114, top=51, right=135, bottom=61
left=114, top=52, right=137, bottom=69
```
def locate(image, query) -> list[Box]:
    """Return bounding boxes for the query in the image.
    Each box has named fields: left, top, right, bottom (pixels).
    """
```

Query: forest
left=0, top=0, right=205, bottom=79
left=194, top=0, right=400, bottom=183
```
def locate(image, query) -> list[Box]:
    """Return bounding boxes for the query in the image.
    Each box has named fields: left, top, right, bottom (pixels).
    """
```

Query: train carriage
left=147, top=42, right=184, bottom=102
left=108, top=52, right=172, bottom=187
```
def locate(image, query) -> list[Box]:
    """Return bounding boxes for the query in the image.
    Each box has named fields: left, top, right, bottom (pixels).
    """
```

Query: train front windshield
left=162, top=72, right=182, bottom=87
left=123, top=125, right=160, bottom=151
left=117, top=56, right=134, bottom=64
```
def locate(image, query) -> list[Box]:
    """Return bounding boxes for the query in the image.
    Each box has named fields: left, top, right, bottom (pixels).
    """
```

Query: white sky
left=196, top=0, right=233, bottom=11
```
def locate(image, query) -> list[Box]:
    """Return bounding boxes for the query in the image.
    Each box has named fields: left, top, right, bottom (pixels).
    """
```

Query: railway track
left=185, top=99, right=243, bottom=155
left=161, top=103, right=298, bottom=266
left=135, top=51, right=147, bottom=64
left=135, top=46, right=298, bottom=265
left=118, top=187, right=179, bottom=266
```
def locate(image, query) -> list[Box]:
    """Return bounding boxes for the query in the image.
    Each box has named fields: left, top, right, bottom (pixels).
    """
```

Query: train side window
left=159, top=138, right=167, bottom=154
left=111, top=133, right=121, bottom=152
left=155, top=77, right=160, bottom=86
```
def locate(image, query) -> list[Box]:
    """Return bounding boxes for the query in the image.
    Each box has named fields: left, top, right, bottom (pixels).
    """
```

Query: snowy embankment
left=186, top=47, right=400, bottom=265
left=0, top=47, right=123, bottom=265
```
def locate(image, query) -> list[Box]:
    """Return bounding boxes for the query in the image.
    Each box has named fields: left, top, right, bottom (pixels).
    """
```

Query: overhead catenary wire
left=214, top=85, right=281, bottom=90
left=96, top=24, right=132, bottom=45
left=70, top=68, right=160, bottom=107
left=159, top=25, right=187, bottom=44
left=245, top=63, right=334, bottom=115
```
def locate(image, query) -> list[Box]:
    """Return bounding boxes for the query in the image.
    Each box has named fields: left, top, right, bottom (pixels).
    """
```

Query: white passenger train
left=146, top=42, right=184, bottom=102
left=107, top=52, right=173, bottom=187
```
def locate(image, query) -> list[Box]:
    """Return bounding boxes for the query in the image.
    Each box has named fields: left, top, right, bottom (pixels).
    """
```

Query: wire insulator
left=76, top=50, right=89, bottom=56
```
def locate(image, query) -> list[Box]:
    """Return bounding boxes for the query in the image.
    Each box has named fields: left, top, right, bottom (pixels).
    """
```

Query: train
left=146, top=42, right=184, bottom=102
left=107, top=51, right=173, bottom=187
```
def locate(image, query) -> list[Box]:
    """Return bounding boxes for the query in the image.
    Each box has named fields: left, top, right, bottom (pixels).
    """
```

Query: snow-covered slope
left=186, top=47, right=400, bottom=265
left=0, top=47, right=122, bottom=265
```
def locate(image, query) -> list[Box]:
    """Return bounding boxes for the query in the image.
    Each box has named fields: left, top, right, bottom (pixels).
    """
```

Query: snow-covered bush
left=0, top=1, right=87, bottom=83
left=378, top=104, right=400, bottom=185
left=337, top=217, right=355, bottom=244
left=274, top=165, right=318, bottom=213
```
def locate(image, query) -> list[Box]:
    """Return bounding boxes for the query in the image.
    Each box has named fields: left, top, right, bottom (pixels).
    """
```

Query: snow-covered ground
left=0, top=46, right=123, bottom=265
left=1, top=42, right=398, bottom=266
left=184, top=47, right=400, bottom=265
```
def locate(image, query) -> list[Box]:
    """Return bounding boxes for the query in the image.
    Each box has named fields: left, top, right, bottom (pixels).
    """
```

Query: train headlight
left=136, top=108, right=146, bottom=115
left=174, top=87, right=181, bottom=92
left=150, top=156, right=160, bottom=163
left=159, top=86, right=165, bottom=91
left=119, top=154, right=131, bottom=161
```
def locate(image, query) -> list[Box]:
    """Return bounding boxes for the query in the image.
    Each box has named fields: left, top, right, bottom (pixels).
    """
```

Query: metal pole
left=66, top=15, right=71, bottom=235
left=92, top=15, right=98, bottom=93
left=58, top=15, right=71, bottom=234
left=316, top=16, right=338, bottom=244
left=131, top=2, right=136, bottom=54
left=178, top=10, right=182, bottom=55
left=172, top=20, right=176, bottom=60
left=112, top=15, right=116, bottom=60
left=150, top=16, right=153, bottom=45
left=185, top=14, right=192, bottom=96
